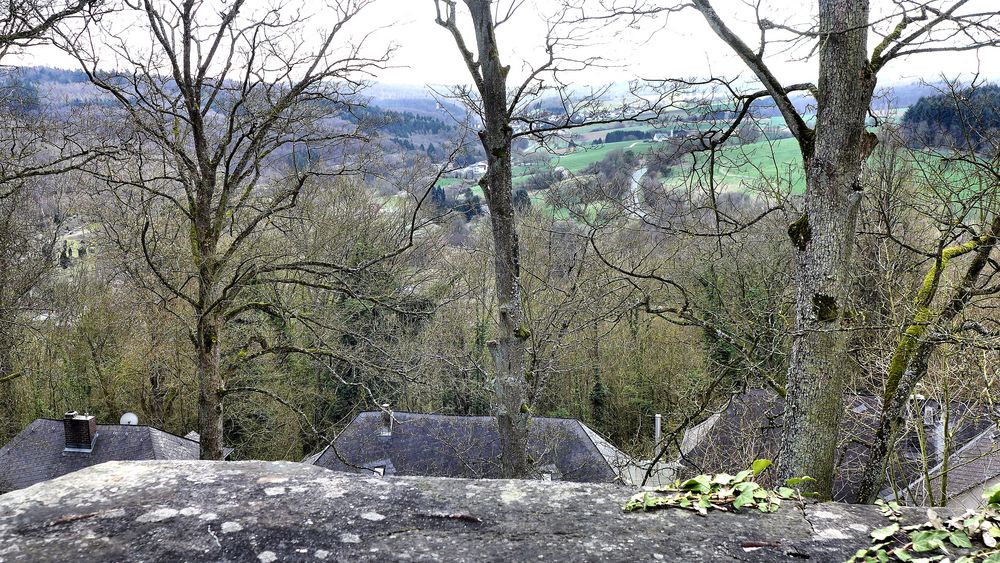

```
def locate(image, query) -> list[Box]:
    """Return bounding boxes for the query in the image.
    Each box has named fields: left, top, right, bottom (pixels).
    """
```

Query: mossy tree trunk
left=779, top=1, right=877, bottom=499
left=692, top=0, right=876, bottom=498
left=855, top=216, right=1000, bottom=503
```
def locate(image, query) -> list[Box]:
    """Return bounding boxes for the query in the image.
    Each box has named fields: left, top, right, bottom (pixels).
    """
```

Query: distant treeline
left=603, top=129, right=652, bottom=143
left=2, top=67, right=455, bottom=142
left=5, top=66, right=89, bottom=85
left=346, top=106, right=451, bottom=137
left=903, top=84, right=1000, bottom=148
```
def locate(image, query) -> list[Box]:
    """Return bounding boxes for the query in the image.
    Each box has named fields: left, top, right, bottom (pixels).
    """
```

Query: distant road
left=630, top=166, right=648, bottom=219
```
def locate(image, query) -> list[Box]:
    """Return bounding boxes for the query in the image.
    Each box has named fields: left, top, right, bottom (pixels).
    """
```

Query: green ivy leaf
left=733, top=489, right=756, bottom=509
left=751, top=459, right=772, bottom=476
left=909, top=530, right=948, bottom=553
left=712, top=473, right=735, bottom=485
left=642, top=492, right=655, bottom=511
left=891, top=548, right=913, bottom=561
left=786, top=476, right=816, bottom=488
left=984, top=483, right=1000, bottom=506
left=948, top=531, right=972, bottom=548
left=680, top=475, right=712, bottom=494
left=871, top=524, right=899, bottom=541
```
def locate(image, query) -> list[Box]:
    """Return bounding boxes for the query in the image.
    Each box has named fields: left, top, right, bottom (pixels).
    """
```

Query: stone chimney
left=380, top=404, right=393, bottom=437
left=63, top=412, right=98, bottom=452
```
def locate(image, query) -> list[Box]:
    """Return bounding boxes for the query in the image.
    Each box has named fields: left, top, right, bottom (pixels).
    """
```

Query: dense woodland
left=1, top=0, right=1000, bottom=504
left=903, top=84, right=1000, bottom=148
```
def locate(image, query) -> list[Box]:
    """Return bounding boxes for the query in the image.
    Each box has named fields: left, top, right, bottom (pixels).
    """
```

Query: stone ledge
left=0, top=461, right=936, bottom=562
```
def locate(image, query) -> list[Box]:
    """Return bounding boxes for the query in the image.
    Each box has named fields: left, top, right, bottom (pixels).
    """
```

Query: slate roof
left=680, top=390, right=995, bottom=503
left=0, top=419, right=200, bottom=493
left=306, top=411, right=628, bottom=484
left=904, top=426, right=1000, bottom=506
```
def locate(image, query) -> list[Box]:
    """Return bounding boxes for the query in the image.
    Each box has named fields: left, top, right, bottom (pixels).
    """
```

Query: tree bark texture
left=778, top=0, right=877, bottom=498
left=194, top=204, right=225, bottom=461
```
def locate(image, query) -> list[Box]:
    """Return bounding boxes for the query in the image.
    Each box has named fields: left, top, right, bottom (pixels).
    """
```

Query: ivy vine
left=849, top=486, right=1000, bottom=563
left=623, top=459, right=813, bottom=516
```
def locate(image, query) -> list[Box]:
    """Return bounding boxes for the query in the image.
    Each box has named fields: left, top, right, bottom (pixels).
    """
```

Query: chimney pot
left=63, top=412, right=98, bottom=452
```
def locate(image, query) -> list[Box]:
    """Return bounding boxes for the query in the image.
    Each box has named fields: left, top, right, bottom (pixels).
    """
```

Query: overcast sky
left=16, top=0, right=1000, bottom=88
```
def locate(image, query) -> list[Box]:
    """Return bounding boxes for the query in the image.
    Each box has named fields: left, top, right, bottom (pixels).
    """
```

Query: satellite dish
left=120, top=412, right=139, bottom=425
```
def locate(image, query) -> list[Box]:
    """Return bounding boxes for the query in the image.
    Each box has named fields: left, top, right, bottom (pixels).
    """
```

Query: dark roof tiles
left=681, top=390, right=996, bottom=504
left=0, top=419, right=200, bottom=493
left=308, top=412, right=627, bottom=484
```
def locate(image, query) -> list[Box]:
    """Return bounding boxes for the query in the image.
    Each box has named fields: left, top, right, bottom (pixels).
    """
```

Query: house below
left=304, top=410, right=631, bottom=484
left=902, top=424, right=1000, bottom=509
left=0, top=412, right=202, bottom=493
left=679, top=390, right=998, bottom=506
left=652, top=129, right=693, bottom=142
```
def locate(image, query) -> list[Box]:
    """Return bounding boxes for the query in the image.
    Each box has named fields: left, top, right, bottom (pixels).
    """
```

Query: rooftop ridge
left=36, top=417, right=201, bottom=445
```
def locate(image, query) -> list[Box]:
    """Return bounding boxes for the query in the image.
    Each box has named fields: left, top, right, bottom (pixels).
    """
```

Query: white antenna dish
left=120, top=412, right=139, bottom=425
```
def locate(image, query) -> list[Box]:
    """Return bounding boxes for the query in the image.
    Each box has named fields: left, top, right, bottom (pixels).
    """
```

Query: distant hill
left=6, top=65, right=89, bottom=84
left=0, top=65, right=456, bottom=137
left=902, top=83, right=1000, bottom=148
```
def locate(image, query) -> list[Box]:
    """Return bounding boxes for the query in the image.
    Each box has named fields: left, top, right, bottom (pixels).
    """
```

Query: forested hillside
left=903, top=84, right=1000, bottom=148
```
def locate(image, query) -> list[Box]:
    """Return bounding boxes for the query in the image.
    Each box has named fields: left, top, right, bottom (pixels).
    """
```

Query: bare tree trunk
left=466, top=0, right=531, bottom=479
left=482, top=138, right=531, bottom=478
left=0, top=328, right=18, bottom=442
left=778, top=0, right=876, bottom=498
left=195, top=207, right=225, bottom=460
left=195, top=305, right=224, bottom=460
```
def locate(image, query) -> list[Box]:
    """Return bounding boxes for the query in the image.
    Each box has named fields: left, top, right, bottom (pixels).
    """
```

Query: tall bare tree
left=432, top=0, right=671, bottom=477
left=58, top=0, right=403, bottom=459
left=0, top=0, right=104, bottom=441
left=586, top=0, right=1000, bottom=498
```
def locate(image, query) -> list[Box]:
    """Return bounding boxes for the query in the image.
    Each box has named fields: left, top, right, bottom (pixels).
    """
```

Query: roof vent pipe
left=380, top=404, right=393, bottom=437
left=654, top=413, right=662, bottom=450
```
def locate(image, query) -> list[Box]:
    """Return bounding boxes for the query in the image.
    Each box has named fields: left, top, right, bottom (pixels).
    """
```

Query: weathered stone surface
left=0, top=461, right=937, bottom=562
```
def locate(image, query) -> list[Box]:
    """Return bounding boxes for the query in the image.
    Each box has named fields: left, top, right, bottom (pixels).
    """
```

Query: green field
left=515, top=136, right=807, bottom=194
left=707, top=137, right=806, bottom=193
left=445, top=125, right=970, bottom=221
left=556, top=139, right=661, bottom=170
left=435, top=177, right=461, bottom=188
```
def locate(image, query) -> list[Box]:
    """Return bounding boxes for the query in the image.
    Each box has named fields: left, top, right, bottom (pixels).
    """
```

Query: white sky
left=15, top=0, right=1000, bottom=88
